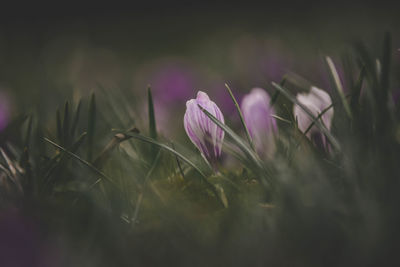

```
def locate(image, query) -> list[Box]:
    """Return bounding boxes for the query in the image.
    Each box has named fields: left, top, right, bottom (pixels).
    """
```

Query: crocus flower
left=293, top=86, right=334, bottom=150
left=241, top=88, right=277, bottom=158
left=184, top=91, right=225, bottom=167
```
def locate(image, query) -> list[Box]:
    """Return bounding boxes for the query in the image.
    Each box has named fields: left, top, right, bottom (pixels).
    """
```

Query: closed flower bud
left=184, top=91, right=225, bottom=166
left=241, top=88, right=277, bottom=158
left=294, top=86, right=334, bottom=150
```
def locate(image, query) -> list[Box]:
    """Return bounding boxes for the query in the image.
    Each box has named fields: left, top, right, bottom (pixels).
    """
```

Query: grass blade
left=325, top=56, right=352, bottom=119
left=303, top=103, right=334, bottom=137
left=123, top=132, right=225, bottom=206
left=147, top=86, right=157, bottom=140
left=225, top=83, right=254, bottom=151
left=270, top=78, right=286, bottom=107
left=87, top=94, right=96, bottom=161
left=132, top=150, right=162, bottom=223
left=124, top=132, right=207, bottom=177
left=350, top=66, right=365, bottom=110
left=70, top=99, right=82, bottom=137
left=380, top=32, right=391, bottom=99
left=24, top=115, right=33, bottom=148
left=197, top=104, right=263, bottom=169
left=147, top=86, right=158, bottom=159
left=43, top=137, right=119, bottom=189
left=63, top=101, right=70, bottom=146
left=56, top=108, right=62, bottom=144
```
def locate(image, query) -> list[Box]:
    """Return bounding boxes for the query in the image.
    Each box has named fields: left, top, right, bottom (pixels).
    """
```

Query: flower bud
left=241, top=88, right=277, bottom=158
left=294, top=86, right=334, bottom=150
left=184, top=91, right=225, bottom=165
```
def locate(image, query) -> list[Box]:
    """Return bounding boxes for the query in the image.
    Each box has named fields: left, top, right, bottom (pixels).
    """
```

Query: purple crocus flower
left=241, top=88, right=277, bottom=158
left=184, top=91, right=225, bottom=167
left=294, top=86, right=334, bottom=150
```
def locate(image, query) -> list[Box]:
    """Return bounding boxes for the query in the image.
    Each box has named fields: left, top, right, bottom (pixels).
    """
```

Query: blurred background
left=0, top=1, right=399, bottom=136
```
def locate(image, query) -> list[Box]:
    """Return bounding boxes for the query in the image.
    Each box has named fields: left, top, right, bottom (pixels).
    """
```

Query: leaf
left=70, top=99, right=82, bottom=137
left=43, top=137, right=119, bottom=189
left=214, top=184, right=228, bottom=208
left=71, top=132, right=87, bottom=153
left=380, top=32, right=391, bottom=100
left=354, top=42, right=379, bottom=101
left=123, top=132, right=225, bottom=206
left=325, top=56, right=352, bottom=119
left=132, top=150, right=162, bottom=223
left=124, top=132, right=207, bottom=178
left=271, top=115, right=292, bottom=124
left=24, top=115, right=33, bottom=148
left=270, top=78, right=286, bottom=107
left=147, top=86, right=158, bottom=159
left=147, top=86, right=157, bottom=140
left=171, top=141, right=185, bottom=179
left=225, top=83, right=254, bottom=151
left=87, top=93, right=96, bottom=161
left=350, top=66, right=365, bottom=111
left=93, top=132, right=133, bottom=168
left=63, top=101, right=70, bottom=146
left=56, top=108, right=62, bottom=144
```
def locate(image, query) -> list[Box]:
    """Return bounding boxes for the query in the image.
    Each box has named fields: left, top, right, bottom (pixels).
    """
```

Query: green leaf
left=43, top=137, right=119, bottom=189
left=354, top=42, right=379, bottom=102
left=63, top=101, right=70, bottom=146
left=350, top=66, right=365, bottom=110
left=56, top=108, right=62, bottom=144
left=325, top=56, right=352, bottom=119
left=147, top=86, right=158, bottom=159
left=87, top=93, right=96, bottom=161
left=270, top=78, right=286, bottom=107
left=124, top=132, right=207, bottom=178
left=132, top=150, right=162, bottom=223
left=24, top=115, right=33, bottom=148
left=225, top=83, right=254, bottom=151
left=123, top=132, right=225, bottom=206
left=380, top=32, right=391, bottom=99
left=147, top=86, right=157, bottom=140
left=71, top=132, right=87, bottom=153
left=70, top=99, right=82, bottom=137
left=214, top=184, right=228, bottom=208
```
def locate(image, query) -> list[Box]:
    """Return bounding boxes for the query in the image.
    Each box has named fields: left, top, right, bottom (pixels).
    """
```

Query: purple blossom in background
left=313, top=58, right=347, bottom=94
left=0, top=91, right=11, bottom=132
left=213, top=84, right=244, bottom=116
left=294, top=86, right=334, bottom=150
left=151, top=63, right=195, bottom=104
left=184, top=91, right=225, bottom=167
left=259, top=49, right=290, bottom=83
left=241, top=88, right=277, bottom=158
left=140, top=61, right=197, bottom=135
